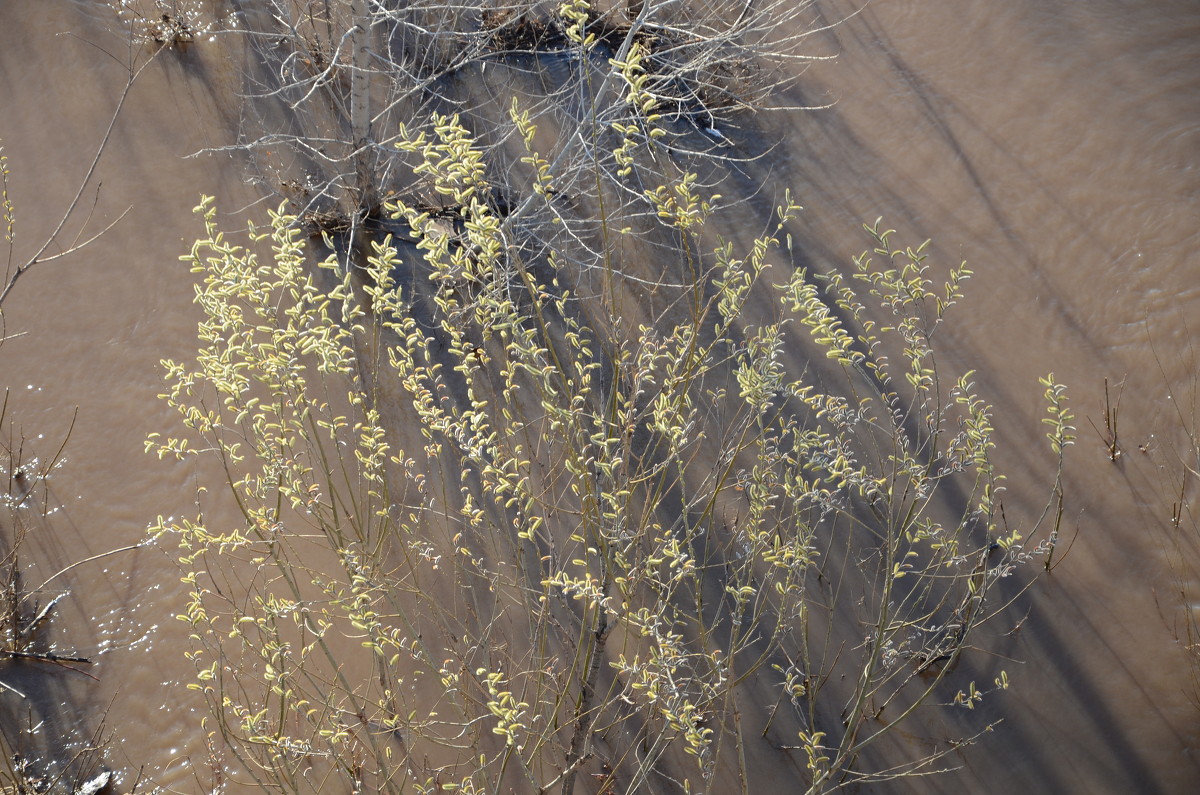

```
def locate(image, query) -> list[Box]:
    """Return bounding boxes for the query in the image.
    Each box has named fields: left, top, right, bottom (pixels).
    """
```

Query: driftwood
left=0, top=649, right=91, bottom=664
left=1, top=591, right=92, bottom=672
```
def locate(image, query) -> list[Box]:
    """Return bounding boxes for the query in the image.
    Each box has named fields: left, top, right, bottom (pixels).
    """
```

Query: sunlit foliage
left=151, top=97, right=1071, bottom=792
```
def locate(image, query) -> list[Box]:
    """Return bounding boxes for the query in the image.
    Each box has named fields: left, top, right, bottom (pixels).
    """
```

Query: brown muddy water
left=0, top=0, right=1198, bottom=793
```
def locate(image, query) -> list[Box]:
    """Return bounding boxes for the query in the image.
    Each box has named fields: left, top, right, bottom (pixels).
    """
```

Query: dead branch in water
left=0, top=43, right=150, bottom=311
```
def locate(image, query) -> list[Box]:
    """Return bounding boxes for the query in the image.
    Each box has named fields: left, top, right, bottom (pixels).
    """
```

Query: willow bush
left=144, top=2, right=1073, bottom=793
left=150, top=101, right=1073, bottom=793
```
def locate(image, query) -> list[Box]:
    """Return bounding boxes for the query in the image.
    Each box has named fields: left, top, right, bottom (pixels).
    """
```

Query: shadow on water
left=756, top=2, right=1200, bottom=792
left=0, top=485, right=127, bottom=794
left=2, top=0, right=1199, bottom=792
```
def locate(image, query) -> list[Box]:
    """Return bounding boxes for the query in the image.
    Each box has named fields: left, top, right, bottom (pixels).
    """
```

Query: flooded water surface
left=1, top=0, right=1198, bottom=792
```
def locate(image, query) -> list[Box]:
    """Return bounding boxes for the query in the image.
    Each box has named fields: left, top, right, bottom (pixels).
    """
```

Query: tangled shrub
left=150, top=98, right=1073, bottom=792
